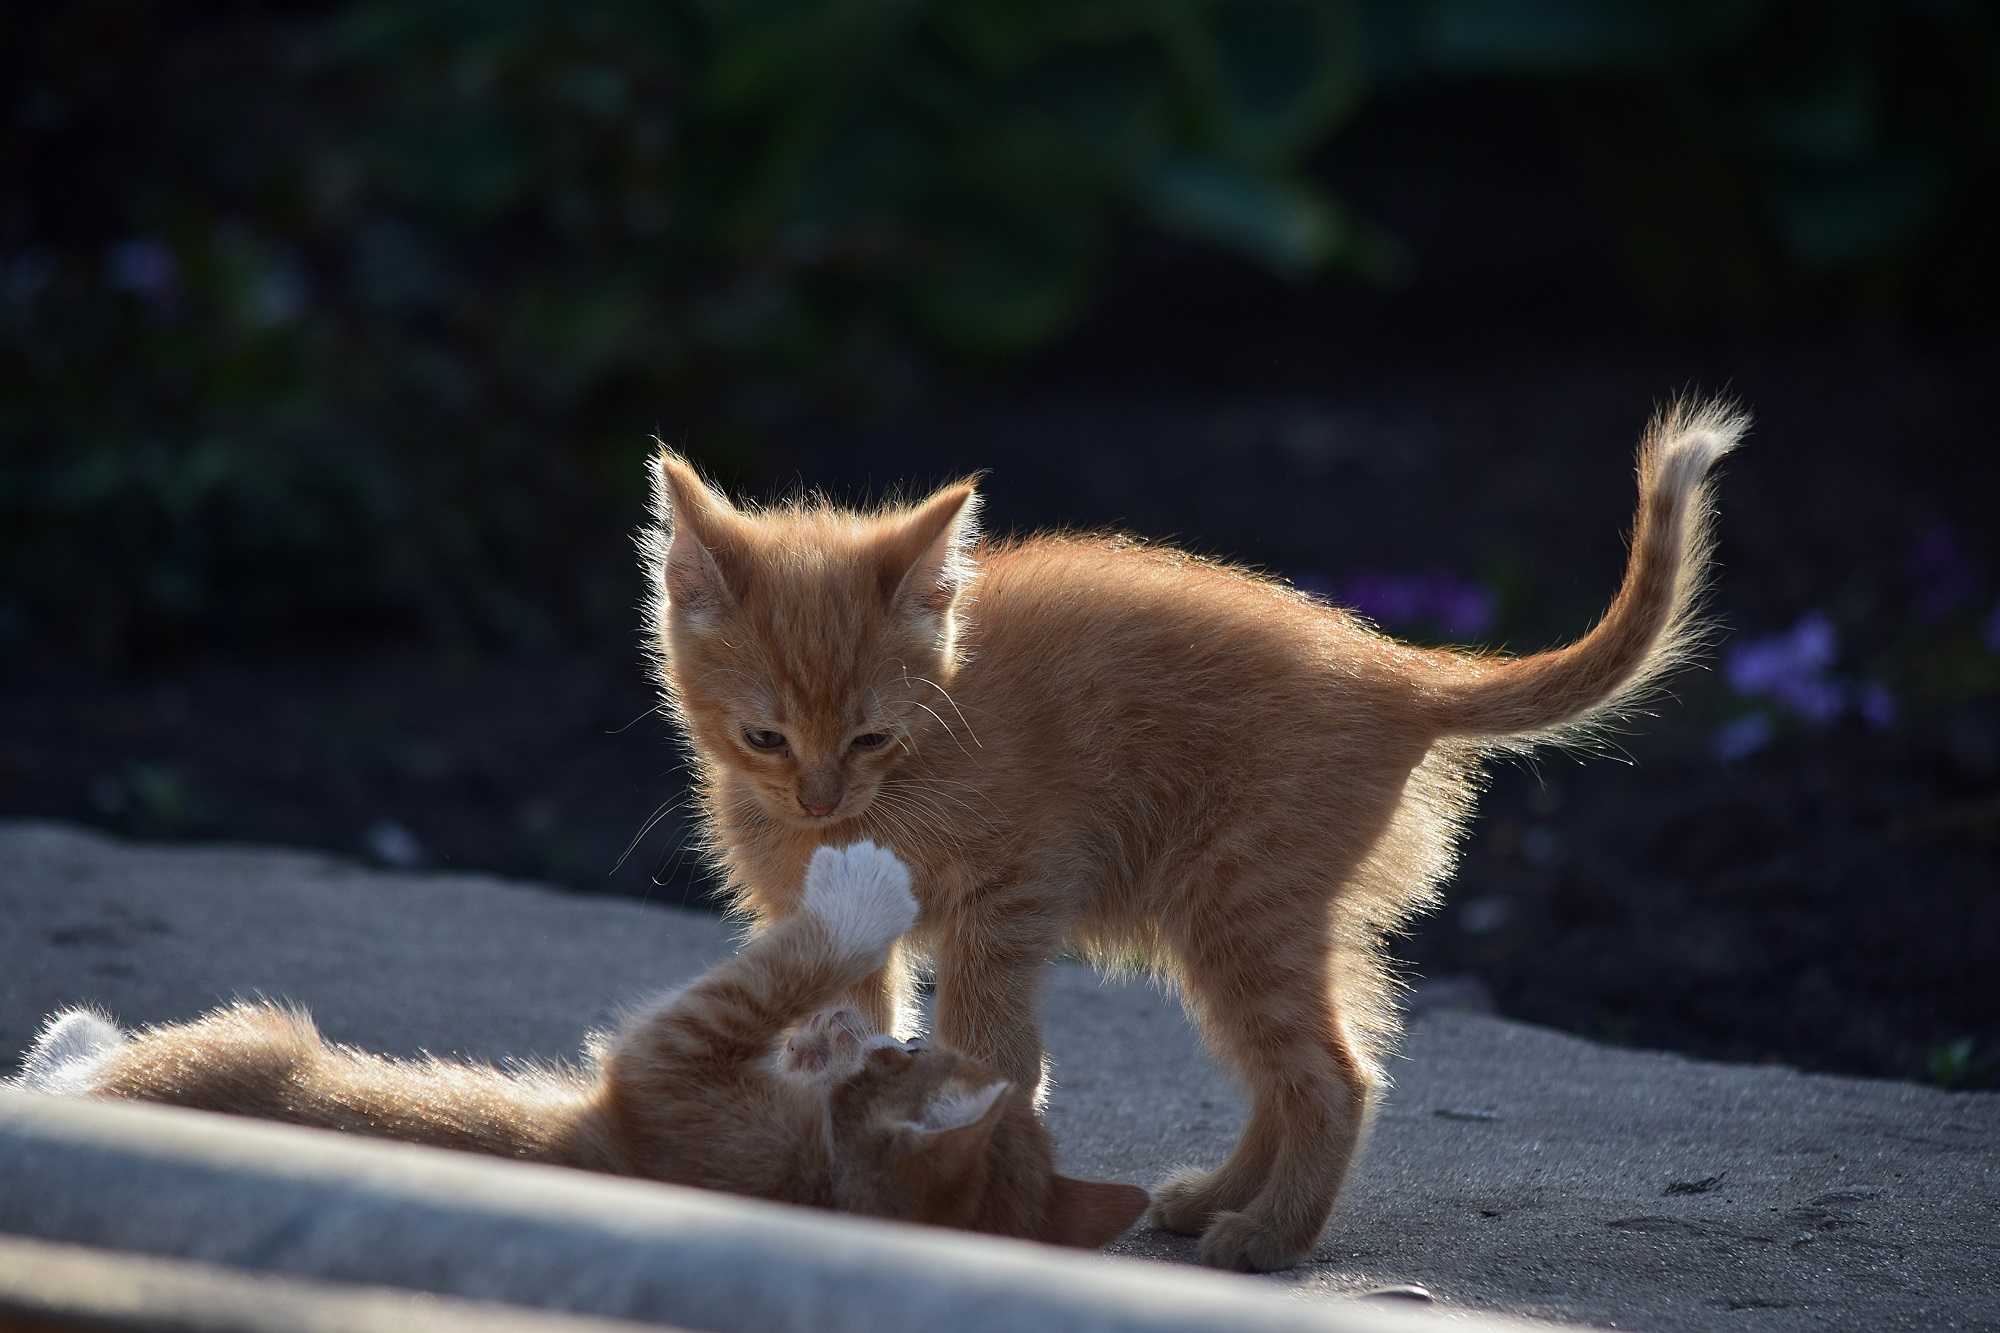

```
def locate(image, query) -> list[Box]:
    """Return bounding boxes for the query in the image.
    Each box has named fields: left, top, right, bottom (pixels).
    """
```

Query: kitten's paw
left=1197, top=1210, right=1309, bottom=1273
left=1149, top=1165, right=1225, bottom=1236
left=15, top=1008, right=127, bottom=1095
left=780, top=1007, right=869, bottom=1079
left=801, top=841, right=917, bottom=961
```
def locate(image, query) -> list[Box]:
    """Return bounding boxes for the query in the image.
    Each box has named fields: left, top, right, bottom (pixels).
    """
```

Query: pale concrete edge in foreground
left=0, top=1089, right=1564, bottom=1333
left=0, top=1233, right=687, bottom=1333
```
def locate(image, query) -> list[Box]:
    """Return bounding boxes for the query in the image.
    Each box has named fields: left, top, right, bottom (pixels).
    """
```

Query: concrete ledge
left=0, top=1089, right=1528, bottom=1333
left=0, top=1234, right=684, bottom=1332
left=10, top=821, right=1998, bottom=1331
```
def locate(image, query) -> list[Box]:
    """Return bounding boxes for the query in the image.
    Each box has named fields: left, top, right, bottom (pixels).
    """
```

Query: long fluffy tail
left=16, top=1001, right=598, bottom=1161
left=14, top=1008, right=128, bottom=1094
left=1422, top=399, right=1747, bottom=743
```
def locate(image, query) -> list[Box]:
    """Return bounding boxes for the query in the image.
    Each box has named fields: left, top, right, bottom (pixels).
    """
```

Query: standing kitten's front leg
left=930, top=884, right=1065, bottom=1099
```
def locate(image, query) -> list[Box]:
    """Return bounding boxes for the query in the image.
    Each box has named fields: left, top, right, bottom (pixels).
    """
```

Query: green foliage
left=3, top=0, right=1996, bottom=660
left=2, top=0, right=1369, bottom=658
left=1364, top=0, right=2000, bottom=311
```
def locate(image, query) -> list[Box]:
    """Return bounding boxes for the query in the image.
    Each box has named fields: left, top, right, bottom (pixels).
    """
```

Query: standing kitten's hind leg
left=1155, top=898, right=1382, bottom=1272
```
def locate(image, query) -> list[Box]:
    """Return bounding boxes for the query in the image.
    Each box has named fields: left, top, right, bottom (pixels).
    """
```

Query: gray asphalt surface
left=4, top=820, right=1994, bottom=1332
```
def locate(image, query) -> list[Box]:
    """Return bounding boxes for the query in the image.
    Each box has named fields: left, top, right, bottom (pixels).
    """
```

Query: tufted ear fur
left=649, top=450, right=745, bottom=626
left=1046, top=1175, right=1151, bottom=1249
left=895, top=1079, right=1009, bottom=1178
left=875, top=481, right=981, bottom=628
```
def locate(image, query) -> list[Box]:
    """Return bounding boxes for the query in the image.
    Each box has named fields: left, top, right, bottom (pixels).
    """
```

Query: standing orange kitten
left=643, top=400, right=1744, bottom=1271
left=14, top=843, right=1149, bottom=1249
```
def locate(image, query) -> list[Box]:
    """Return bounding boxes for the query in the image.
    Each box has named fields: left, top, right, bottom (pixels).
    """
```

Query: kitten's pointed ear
left=649, top=449, right=744, bottom=625
left=897, top=1079, right=1010, bottom=1176
left=877, top=481, right=981, bottom=625
left=1047, top=1175, right=1151, bottom=1249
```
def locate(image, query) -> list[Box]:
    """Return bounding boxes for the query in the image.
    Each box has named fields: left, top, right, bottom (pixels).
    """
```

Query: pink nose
left=800, top=800, right=836, bottom=818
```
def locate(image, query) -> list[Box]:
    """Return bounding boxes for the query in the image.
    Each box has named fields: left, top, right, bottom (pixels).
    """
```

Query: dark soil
left=6, top=85, right=1995, bottom=1089
left=0, top=648, right=697, bottom=906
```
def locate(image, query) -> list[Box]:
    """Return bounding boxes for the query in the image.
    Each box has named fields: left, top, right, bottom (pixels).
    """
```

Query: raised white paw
left=801, top=841, right=917, bottom=961
left=15, top=1008, right=127, bottom=1095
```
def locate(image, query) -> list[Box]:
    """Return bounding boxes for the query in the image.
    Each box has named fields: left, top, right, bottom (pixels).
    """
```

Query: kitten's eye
left=744, top=729, right=787, bottom=751
left=849, top=732, right=892, bottom=751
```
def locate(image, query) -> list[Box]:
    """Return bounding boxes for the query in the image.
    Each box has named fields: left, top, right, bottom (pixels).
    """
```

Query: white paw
left=15, top=1008, right=127, bottom=1095
left=801, top=841, right=917, bottom=961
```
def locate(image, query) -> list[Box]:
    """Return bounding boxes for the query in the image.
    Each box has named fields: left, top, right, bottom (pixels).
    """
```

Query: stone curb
left=0, top=1234, right=686, bottom=1332
left=0, top=1089, right=1545, bottom=1333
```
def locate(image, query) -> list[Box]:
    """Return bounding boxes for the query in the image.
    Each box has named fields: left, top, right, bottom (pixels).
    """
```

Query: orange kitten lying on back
left=644, top=399, right=1746, bottom=1271
left=15, top=843, right=1148, bottom=1249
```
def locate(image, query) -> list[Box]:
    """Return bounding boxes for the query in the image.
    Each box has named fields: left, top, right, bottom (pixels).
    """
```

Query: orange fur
left=25, top=845, right=1148, bottom=1250
left=642, top=399, right=1745, bottom=1271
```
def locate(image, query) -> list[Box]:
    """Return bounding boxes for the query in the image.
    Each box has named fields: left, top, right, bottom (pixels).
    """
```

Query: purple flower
left=1857, top=681, right=1898, bottom=730
left=1726, top=611, right=1837, bottom=696
left=1724, top=613, right=1903, bottom=736
left=1723, top=611, right=1869, bottom=728
left=1430, top=577, right=1498, bottom=639
left=1714, top=713, right=1775, bottom=762
left=1908, top=525, right=1981, bottom=621
left=1303, top=569, right=1496, bottom=640
left=1778, top=674, right=1847, bottom=725
left=1726, top=612, right=1843, bottom=721
left=105, top=238, right=178, bottom=299
left=1342, top=572, right=1427, bottom=627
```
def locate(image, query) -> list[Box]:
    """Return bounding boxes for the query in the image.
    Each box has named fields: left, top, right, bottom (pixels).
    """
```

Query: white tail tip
left=15, top=1008, right=127, bottom=1095
left=1656, top=402, right=1748, bottom=498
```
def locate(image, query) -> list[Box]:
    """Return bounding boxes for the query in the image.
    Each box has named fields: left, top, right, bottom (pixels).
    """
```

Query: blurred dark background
left=4, top=0, right=1997, bottom=1086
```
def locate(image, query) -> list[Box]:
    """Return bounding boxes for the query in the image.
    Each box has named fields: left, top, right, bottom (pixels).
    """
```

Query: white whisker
left=907, top=675, right=980, bottom=747
left=869, top=789, right=958, bottom=848
left=614, top=793, right=691, bottom=874
left=894, top=696, right=969, bottom=754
